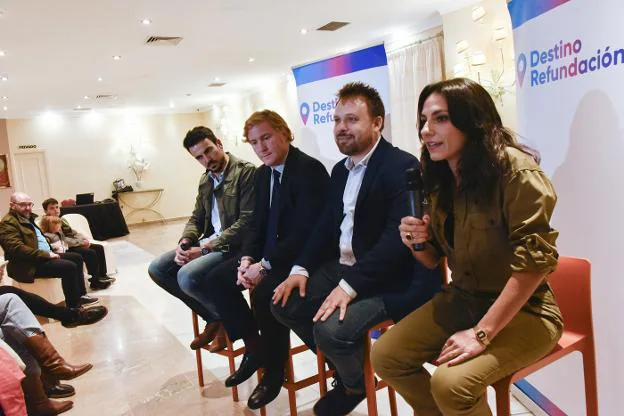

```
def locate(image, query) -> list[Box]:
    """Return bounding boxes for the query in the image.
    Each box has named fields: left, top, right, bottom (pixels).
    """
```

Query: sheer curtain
left=387, top=34, right=445, bottom=157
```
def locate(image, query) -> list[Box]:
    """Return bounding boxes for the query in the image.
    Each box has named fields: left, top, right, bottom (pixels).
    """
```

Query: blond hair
left=242, top=110, right=294, bottom=142
left=40, top=215, right=62, bottom=233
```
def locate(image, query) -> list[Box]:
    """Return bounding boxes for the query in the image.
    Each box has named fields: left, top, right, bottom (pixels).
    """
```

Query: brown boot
left=24, top=334, right=93, bottom=380
left=190, top=321, right=222, bottom=350
left=22, top=373, right=73, bottom=416
left=207, top=326, right=227, bottom=353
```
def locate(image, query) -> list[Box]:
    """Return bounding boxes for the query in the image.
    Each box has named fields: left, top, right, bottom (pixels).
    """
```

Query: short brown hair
left=42, top=198, right=59, bottom=211
left=337, top=82, right=385, bottom=129
left=243, top=110, right=294, bottom=142
left=40, top=215, right=62, bottom=233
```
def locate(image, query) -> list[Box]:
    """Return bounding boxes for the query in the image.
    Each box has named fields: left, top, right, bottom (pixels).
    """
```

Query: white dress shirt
left=290, top=136, right=382, bottom=298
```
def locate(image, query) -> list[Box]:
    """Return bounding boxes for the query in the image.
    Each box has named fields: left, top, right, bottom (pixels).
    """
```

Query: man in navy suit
left=200, top=110, right=329, bottom=409
left=272, top=82, right=440, bottom=415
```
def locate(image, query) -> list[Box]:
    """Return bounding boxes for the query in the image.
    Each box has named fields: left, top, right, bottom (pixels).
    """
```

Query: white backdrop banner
left=509, top=1, right=624, bottom=414
left=292, top=44, right=390, bottom=168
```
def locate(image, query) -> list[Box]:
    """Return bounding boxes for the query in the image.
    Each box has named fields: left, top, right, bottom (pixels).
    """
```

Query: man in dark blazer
left=272, top=82, right=441, bottom=415
left=200, top=110, right=329, bottom=409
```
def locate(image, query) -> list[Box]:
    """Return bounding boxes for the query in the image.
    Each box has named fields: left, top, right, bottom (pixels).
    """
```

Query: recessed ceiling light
left=186, top=93, right=192, bottom=97
left=97, top=76, right=103, bottom=82
left=112, top=55, right=121, bottom=61
left=0, top=75, right=7, bottom=81
left=0, top=51, right=5, bottom=57
left=169, top=101, right=175, bottom=108
left=248, top=57, right=255, bottom=63
left=300, top=28, right=308, bottom=35
left=76, top=105, right=82, bottom=109
left=83, top=95, right=89, bottom=100
left=141, top=18, right=152, bottom=25
left=214, top=77, right=220, bottom=82
left=2, top=106, right=7, bottom=111
left=1, top=96, right=7, bottom=100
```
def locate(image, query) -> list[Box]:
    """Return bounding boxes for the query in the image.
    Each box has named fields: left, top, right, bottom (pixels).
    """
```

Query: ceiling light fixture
left=300, top=28, right=307, bottom=35
left=1, top=96, right=7, bottom=100
left=0, top=75, right=7, bottom=81
left=141, top=18, right=152, bottom=25
left=169, top=101, right=175, bottom=108
left=0, top=51, right=5, bottom=57
left=2, top=106, right=7, bottom=111
left=113, top=55, right=121, bottom=61
left=83, top=95, right=89, bottom=100
left=214, top=77, right=220, bottom=82
left=248, top=57, right=255, bottom=63
left=97, top=76, right=103, bottom=82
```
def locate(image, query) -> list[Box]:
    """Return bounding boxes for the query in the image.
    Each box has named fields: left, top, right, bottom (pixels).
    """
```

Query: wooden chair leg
left=317, top=351, right=329, bottom=396
left=387, top=386, right=398, bottom=416
left=225, top=336, right=239, bottom=402
left=192, top=312, right=205, bottom=387
left=494, top=378, right=512, bottom=416
left=285, top=346, right=298, bottom=416
left=364, top=337, right=378, bottom=416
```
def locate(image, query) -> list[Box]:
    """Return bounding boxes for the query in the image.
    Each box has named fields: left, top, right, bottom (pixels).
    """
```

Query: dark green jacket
left=0, top=211, right=51, bottom=283
left=181, top=153, right=256, bottom=252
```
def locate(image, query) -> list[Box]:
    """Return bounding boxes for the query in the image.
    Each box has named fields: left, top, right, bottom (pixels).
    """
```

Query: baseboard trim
left=127, top=216, right=189, bottom=227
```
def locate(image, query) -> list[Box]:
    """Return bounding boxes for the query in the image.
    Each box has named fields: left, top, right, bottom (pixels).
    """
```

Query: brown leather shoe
left=207, top=326, right=227, bottom=353
left=22, top=373, right=73, bottom=415
left=190, top=321, right=222, bottom=350
left=24, top=334, right=93, bottom=380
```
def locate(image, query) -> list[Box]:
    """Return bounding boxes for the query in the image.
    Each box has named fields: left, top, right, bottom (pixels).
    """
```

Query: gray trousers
left=0, top=293, right=44, bottom=375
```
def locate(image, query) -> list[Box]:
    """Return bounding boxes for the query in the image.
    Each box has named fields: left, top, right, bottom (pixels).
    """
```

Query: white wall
left=442, top=0, right=518, bottom=130
left=6, top=112, right=208, bottom=222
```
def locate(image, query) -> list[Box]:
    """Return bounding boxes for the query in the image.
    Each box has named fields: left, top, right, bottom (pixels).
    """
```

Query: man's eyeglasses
left=12, top=202, right=34, bottom=208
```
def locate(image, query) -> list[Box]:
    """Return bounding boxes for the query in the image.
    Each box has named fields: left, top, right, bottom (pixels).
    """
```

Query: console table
left=116, top=188, right=165, bottom=224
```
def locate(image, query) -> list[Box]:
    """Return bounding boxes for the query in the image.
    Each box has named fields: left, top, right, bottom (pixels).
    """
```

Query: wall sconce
left=456, top=40, right=470, bottom=54
left=493, top=26, right=507, bottom=42
left=470, top=51, right=487, bottom=83
left=471, top=6, right=486, bottom=23
left=453, top=63, right=469, bottom=77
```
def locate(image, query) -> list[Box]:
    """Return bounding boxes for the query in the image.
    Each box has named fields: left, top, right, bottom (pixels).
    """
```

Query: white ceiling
left=0, top=0, right=476, bottom=118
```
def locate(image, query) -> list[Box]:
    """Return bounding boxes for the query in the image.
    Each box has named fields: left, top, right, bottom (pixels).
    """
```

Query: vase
left=135, top=180, right=143, bottom=189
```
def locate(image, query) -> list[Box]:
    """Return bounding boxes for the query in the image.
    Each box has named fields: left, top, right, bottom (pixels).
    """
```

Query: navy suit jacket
left=296, top=137, right=440, bottom=320
left=243, top=145, right=329, bottom=279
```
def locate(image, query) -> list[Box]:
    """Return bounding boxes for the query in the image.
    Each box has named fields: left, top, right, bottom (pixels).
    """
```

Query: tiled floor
left=37, top=219, right=535, bottom=415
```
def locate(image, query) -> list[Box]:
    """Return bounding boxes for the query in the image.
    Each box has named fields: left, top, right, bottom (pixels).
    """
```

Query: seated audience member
left=0, top=193, right=100, bottom=309
left=271, top=82, right=440, bottom=415
left=148, top=126, right=256, bottom=352
left=42, top=198, right=113, bottom=289
left=1, top=293, right=95, bottom=415
left=200, top=110, right=329, bottom=409
left=371, top=78, right=563, bottom=415
left=39, top=216, right=68, bottom=254
left=0, top=339, right=27, bottom=416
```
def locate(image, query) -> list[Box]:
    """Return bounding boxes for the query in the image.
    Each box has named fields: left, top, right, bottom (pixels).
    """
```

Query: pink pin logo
left=300, top=103, right=310, bottom=125
left=516, top=53, right=527, bottom=88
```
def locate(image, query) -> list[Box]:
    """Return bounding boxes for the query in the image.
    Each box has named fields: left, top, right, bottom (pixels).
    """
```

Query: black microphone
left=405, top=168, right=425, bottom=251
left=179, top=241, right=191, bottom=251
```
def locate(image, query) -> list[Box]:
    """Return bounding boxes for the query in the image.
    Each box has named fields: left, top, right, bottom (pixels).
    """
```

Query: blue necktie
left=263, top=169, right=281, bottom=256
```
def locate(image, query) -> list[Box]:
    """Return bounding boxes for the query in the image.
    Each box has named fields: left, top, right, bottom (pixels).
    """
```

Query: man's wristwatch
left=258, top=264, right=268, bottom=277
left=201, top=247, right=210, bottom=256
left=473, top=326, right=490, bottom=346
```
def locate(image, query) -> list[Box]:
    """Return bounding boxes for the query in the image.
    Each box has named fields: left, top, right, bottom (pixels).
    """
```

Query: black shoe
left=89, top=279, right=111, bottom=290
left=62, top=306, right=108, bottom=328
left=313, top=379, right=366, bottom=416
left=44, top=381, right=75, bottom=398
left=247, top=370, right=284, bottom=409
left=224, top=353, right=262, bottom=387
left=42, top=374, right=75, bottom=399
left=96, top=275, right=116, bottom=283
left=78, top=295, right=99, bottom=307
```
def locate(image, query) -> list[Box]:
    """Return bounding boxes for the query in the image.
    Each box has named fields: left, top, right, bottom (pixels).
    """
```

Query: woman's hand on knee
left=435, top=329, right=485, bottom=367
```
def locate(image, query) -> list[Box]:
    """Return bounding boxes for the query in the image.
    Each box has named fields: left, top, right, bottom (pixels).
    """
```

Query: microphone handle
left=407, top=190, right=425, bottom=251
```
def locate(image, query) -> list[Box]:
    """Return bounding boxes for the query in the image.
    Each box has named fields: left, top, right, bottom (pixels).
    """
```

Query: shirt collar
left=344, top=135, right=382, bottom=171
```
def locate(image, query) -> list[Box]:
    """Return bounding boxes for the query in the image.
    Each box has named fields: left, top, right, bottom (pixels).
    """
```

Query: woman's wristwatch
left=473, top=326, right=490, bottom=346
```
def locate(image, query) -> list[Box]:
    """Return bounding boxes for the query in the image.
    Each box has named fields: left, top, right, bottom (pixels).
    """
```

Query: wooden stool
left=317, top=320, right=398, bottom=416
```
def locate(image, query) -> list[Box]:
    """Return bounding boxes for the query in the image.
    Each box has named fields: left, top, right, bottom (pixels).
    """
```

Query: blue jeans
left=272, top=261, right=389, bottom=392
left=0, top=293, right=44, bottom=375
left=148, top=249, right=225, bottom=322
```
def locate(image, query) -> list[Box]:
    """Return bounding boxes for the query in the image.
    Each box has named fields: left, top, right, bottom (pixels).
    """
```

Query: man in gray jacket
left=148, top=126, right=255, bottom=351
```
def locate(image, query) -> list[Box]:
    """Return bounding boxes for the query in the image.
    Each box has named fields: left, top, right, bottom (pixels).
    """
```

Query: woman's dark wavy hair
left=417, top=77, right=539, bottom=209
